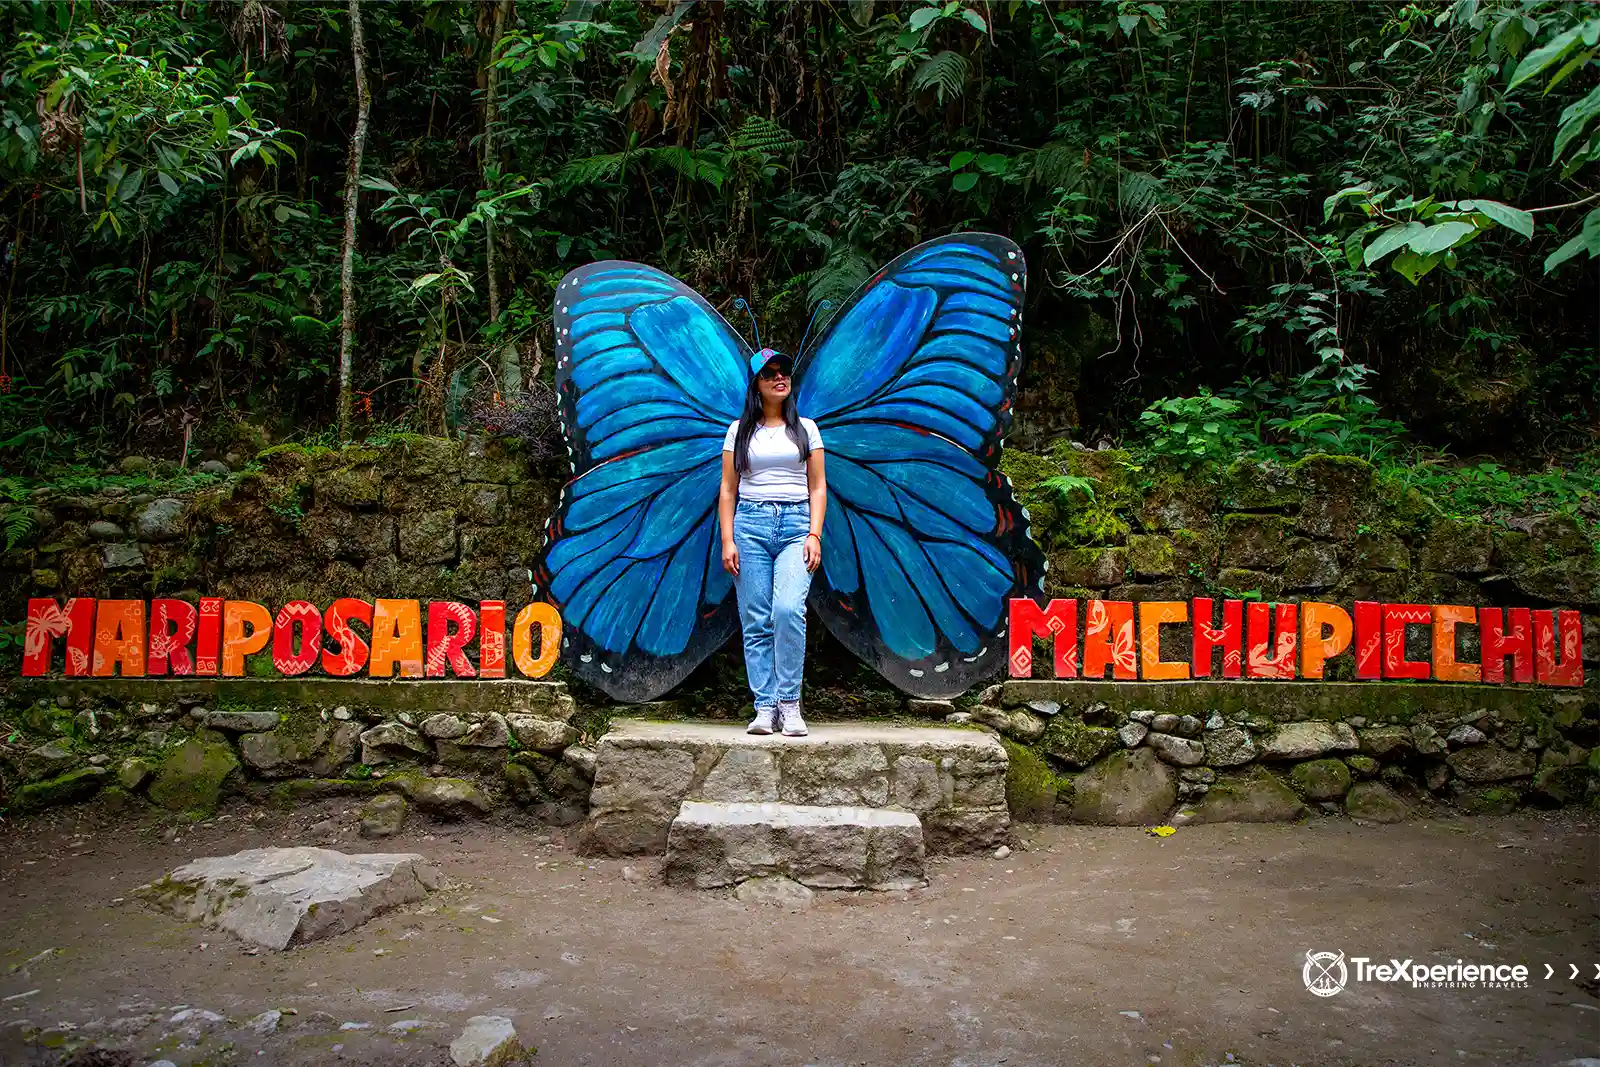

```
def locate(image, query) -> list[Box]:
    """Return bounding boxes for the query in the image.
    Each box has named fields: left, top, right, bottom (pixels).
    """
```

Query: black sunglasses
left=758, top=364, right=791, bottom=380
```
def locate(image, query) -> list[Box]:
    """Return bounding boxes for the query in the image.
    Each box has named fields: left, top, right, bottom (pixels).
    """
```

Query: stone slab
left=581, top=721, right=1008, bottom=858
left=663, top=801, right=926, bottom=891
left=135, top=846, right=441, bottom=950
left=999, top=679, right=1586, bottom=727
left=4, top=678, right=577, bottom=721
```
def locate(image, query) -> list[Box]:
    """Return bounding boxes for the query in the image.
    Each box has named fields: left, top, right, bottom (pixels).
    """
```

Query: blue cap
left=749, top=347, right=792, bottom=378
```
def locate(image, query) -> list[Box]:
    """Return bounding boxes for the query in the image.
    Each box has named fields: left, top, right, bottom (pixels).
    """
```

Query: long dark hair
left=733, top=373, right=810, bottom=475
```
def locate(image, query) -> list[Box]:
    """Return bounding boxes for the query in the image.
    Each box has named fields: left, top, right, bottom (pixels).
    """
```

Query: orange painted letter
left=1083, top=600, right=1136, bottom=680
left=221, top=601, right=272, bottom=676
left=1432, top=605, right=1480, bottom=683
left=512, top=602, right=562, bottom=678
left=1138, top=601, right=1189, bottom=680
left=1300, top=602, right=1353, bottom=680
left=370, top=599, right=425, bottom=678
left=92, top=600, right=147, bottom=677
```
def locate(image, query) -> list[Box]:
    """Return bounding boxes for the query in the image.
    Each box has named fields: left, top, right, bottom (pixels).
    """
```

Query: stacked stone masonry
left=580, top=721, right=1010, bottom=857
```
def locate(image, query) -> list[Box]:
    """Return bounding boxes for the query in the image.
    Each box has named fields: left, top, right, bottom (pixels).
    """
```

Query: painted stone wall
left=986, top=443, right=1598, bottom=821
left=2, top=435, right=561, bottom=639
left=3, top=435, right=1597, bottom=822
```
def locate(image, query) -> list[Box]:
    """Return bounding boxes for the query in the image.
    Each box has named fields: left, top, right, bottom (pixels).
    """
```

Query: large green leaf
left=1453, top=199, right=1534, bottom=238
left=1543, top=207, right=1600, bottom=272
left=1363, top=221, right=1425, bottom=265
left=1410, top=220, right=1477, bottom=255
left=1508, top=25, right=1581, bottom=90
left=1553, top=85, right=1600, bottom=162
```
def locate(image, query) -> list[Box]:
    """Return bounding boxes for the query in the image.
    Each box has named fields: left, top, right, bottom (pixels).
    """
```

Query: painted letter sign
left=22, top=597, right=561, bottom=680
left=1008, top=597, right=1584, bottom=687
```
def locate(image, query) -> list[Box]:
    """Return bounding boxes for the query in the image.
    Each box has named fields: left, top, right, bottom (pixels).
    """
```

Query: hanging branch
left=337, top=0, right=371, bottom=442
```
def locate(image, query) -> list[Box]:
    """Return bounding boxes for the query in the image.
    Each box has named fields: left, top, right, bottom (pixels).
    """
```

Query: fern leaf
left=1028, top=142, right=1088, bottom=194
left=910, top=50, right=969, bottom=104
left=729, top=115, right=802, bottom=155
left=556, top=152, right=628, bottom=188
left=806, top=248, right=874, bottom=312
left=2, top=506, right=36, bottom=552
left=1118, top=169, right=1168, bottom=214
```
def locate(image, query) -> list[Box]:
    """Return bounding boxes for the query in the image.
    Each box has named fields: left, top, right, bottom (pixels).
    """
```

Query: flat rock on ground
left=135, top=845, right=442, bottom=950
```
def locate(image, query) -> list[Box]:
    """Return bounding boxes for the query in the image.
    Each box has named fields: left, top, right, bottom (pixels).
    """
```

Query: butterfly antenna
left=732, top=297, right=763, bottom=351
left=796, top=299, right=834, bottom=360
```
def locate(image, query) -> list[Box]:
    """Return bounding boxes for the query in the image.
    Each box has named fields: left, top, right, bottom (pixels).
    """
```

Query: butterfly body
left=534, top=233, right=1045, bottom=702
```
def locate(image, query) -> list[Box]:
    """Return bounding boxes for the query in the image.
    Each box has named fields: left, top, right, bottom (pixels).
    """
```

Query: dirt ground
left=0, top=800, right=1595, bottom=1067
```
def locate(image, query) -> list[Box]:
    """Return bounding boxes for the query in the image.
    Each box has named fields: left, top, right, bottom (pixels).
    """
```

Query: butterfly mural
left=531, top=232, right=1046, bottom=702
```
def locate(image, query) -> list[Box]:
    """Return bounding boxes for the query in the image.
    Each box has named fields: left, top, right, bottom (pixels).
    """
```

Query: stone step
left=663, top=801, right=926, bottom=891
left=580, top=720, right=1009, bottom=858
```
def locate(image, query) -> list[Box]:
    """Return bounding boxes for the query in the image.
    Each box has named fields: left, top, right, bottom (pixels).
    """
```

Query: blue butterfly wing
left=795, top=233, right=1045, bottom=698
left=532, top=262, right=749, bottom=701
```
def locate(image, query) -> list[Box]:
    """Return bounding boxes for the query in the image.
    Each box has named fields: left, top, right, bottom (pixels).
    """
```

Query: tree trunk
left=337, top=0, right=371, bottom=442
left=484, top=0, right=521, bottom=395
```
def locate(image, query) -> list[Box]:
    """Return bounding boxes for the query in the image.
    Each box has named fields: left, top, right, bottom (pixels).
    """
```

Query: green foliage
left=0, top=0, right=1590, bottom=473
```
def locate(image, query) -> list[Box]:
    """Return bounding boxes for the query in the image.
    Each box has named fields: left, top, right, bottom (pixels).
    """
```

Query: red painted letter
left=1534, top=609, right=1583, bottom=687
left=322, top=598, right=373, bottom=676
left=1246, top=602, right=1298, bottom=679
left=478, top=601, right=507, bottom=678
left=272, top=601, right=323, bottom=676
left=427, top=601, right=478, bottom=678
left=1008, top=598, right=1078, bottom=678
left=149, top=599, right=198, bottom=676
left=1192, top=598, right=1243, bottom=678
left=1480, top=607, right=1532, bottom=684
left=22, top=598, right=95, bottom=677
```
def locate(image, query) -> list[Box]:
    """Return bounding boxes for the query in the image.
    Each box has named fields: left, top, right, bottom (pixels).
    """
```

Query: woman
left=719, top=348, right=826, bottom=737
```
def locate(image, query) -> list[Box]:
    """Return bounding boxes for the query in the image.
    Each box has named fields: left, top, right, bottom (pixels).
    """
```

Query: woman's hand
left=722, top=540, right=740, bottom=577
left=803, top=533, right=821, bottom=573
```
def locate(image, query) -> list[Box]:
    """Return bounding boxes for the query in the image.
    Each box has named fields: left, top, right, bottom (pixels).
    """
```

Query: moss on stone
left=148, top=738, right=240, bottom=816
left=1127, top=534, right=1176, bottom=578
left=1458, top=785, right=1522, bottom=816
left=1040, top=719, right=1121, bottom=769
left=997, top=448, right=1060, bottom=494
left=11, top=767, right=108, bottom=813
left=1000, top=738, right=1068, bottom=820
left=268, top=777, right=387, bottom=809
left=1290, top=758, right=1352, bottom=800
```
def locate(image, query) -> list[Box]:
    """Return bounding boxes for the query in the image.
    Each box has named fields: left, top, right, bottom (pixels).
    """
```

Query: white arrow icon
left=1545, top=964, right=1554, bottom=979
left=1570, top=965, right=1580, bottom=980
left=1593, top=963, right=1599, bottom=979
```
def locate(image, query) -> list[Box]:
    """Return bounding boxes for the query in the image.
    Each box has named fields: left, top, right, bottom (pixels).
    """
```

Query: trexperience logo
left=1304, top=951, right=1531, bottom=995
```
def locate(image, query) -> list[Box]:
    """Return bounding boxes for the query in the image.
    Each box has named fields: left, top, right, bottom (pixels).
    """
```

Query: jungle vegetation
left=0, top=0, right=1595, bottom=523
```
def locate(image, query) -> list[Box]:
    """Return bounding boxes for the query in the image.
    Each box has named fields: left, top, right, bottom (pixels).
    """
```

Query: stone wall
left=1, top=679, right=594, bottom=832
left=973, top=678, right=1595, bottom=825
left=3, top=436, right=1597, bottom=822
left=2, top=435, right=561, bottom=630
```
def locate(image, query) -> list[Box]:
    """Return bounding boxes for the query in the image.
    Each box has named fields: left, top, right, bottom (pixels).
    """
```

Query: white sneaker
left=747, top=707, right=775, bottom=735
left=778, top=701, right=807, bottom=737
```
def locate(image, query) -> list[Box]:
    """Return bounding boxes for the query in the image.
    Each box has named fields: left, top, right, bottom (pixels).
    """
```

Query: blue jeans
left=732, top=499, right=813, bottom=709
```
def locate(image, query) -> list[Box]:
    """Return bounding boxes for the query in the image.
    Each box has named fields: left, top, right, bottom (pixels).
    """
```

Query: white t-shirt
left=723, top=418, right=823, bottom=502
